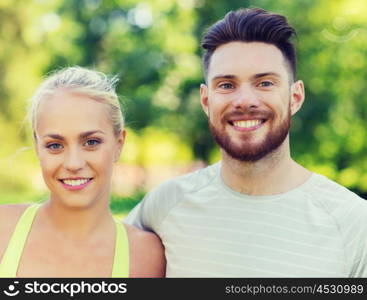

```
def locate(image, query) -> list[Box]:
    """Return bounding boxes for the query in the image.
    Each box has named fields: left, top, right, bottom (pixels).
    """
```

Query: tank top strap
left=111, top=221, right=129, bottom=277
left=0, top=203, right=41, bottom=277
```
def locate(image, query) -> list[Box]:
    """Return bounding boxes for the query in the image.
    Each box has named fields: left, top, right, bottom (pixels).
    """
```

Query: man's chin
left=222, top=144, right=272, bottom=162
left=209, top=109, right=291, bottom=162
left=215, top=130, right=289, bottom=162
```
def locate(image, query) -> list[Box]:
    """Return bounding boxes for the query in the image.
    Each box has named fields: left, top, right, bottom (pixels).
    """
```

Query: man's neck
left=220, top=141, right=311, bottom=195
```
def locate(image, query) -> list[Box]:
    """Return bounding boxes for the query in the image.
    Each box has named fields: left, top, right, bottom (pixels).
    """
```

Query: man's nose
left=63, top=148, right=86, bottom=172
left=232, top=85, right=261, bottom=110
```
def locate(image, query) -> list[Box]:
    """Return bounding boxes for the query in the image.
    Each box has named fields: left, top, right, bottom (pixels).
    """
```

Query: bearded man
left=125, top=8, right=367, bottom=277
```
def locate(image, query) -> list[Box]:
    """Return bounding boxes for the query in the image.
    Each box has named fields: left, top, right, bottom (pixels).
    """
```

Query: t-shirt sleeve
left=123, top=164, right=219, bottom=234
left=334, top=193, right=367, bottom=278
left=346, top=200, right=367, bottom=278
left=123, top=201, right=146, bottom=230
left=313, top=175, right=367, bottom=277
left=123, top=181, right=177, bottom=234
left=123, top=189, right=161, bottom=232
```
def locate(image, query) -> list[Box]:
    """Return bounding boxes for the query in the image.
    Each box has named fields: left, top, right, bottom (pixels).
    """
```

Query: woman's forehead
left=35, top=91, right=113, bottom=137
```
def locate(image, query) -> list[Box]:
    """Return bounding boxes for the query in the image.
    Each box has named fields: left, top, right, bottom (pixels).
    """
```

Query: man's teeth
left=233, top=120, right=262, bottom=128
left=62, top=179, right=90, bottom=186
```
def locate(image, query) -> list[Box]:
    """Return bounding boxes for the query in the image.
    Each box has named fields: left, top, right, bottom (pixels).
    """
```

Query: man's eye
left=218, top=82, right=234, bottom=89
left=259, top=81, right=274, bottom=87
left=84, top=139, right=100, bottom=147
left=220, top=83, right=233, bottom=89
left=46, top=143, right=62, bottom=150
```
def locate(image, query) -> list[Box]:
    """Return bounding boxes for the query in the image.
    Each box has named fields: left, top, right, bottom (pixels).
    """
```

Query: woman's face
left=35, top=91, right=125, bottom=209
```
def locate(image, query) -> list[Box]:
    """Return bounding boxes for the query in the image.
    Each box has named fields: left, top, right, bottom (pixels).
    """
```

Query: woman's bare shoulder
left=0, top=204, right=31, bottom=260
left=0, top=204, right=30, bottom=227
left=123, top=223, right=166, bottom=278
left=123, top=223, right=160, bottom=243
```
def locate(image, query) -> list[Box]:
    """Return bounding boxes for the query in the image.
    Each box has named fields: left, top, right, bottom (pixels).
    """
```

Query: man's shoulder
left=124, top=163, right=221, bottom=231
left=150, top=162, right=221, bottom=196
left=311, top=173, right=363, bottom=199
left=309, top=172, right=367, bottom=214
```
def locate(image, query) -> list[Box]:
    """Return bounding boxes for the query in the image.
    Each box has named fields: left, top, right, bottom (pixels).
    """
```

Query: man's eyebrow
left=211, top=72, right=281, bottom=82
left=42, top=130, right=105, bottom=140
left=253, top=72, right=281, bottom=79
left=211, top=74, right=237, bottom=81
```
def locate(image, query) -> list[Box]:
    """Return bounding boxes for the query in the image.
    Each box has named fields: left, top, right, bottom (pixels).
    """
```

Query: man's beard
left=209, top=105, right=291, bottom=162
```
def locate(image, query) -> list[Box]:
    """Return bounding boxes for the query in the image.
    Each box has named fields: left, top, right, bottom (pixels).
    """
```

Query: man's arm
left=124, top=201, right=148, bottom=230
left=124, top=174, right=196, bottom=233
left=123, top=181, right=176, bottom=233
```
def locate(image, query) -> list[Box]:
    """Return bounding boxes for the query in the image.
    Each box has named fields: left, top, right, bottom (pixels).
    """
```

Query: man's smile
left=229, top=119, right=267, bottom=131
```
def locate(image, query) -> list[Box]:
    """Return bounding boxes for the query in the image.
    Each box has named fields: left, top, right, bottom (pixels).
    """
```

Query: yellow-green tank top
left=0, top=204, right=129, bottom=277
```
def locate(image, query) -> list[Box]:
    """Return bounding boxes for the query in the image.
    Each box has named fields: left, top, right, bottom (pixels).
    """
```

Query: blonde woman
left=0, top=67, right=165, bottom=277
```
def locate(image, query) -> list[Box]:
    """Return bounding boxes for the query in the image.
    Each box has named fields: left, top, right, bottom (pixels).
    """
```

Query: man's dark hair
left=201, top=8, right=297, bottom=82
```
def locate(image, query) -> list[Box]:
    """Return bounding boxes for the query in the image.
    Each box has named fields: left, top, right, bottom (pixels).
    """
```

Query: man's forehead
left=207, top=41, right=289, bottom=81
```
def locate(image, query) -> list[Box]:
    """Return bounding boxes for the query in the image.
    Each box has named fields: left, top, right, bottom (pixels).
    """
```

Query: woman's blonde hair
left=29, top=66, right=124, bottom=139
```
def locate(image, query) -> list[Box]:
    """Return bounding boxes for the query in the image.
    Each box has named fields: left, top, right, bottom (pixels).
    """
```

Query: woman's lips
left=59, top=178, right=93, bottom=190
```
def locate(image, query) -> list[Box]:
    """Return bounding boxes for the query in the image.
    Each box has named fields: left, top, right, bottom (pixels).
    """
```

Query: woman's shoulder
left=123, top=223, right=160, bottom=244
left=0, top=204, right=32, bottom=261
left=0, top=204, right=31, bottom=228
left=123, top=223, right=166, bottom=278
left=123, top=223, right=164, bottom=255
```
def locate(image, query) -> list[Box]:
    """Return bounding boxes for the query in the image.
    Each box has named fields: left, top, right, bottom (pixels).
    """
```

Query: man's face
left=200, top=41, right=304, bottom=162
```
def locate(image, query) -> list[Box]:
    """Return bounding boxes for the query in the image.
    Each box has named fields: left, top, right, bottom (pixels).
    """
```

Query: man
left=125, top=8, right=367, bottom=277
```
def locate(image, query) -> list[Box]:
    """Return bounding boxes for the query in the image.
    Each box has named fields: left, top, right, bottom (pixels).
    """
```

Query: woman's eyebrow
left=79, top=130, right=105, bottom=139
left=42, top=134, right=64, bottom=140
left=42, top=130, right=105, bottom=140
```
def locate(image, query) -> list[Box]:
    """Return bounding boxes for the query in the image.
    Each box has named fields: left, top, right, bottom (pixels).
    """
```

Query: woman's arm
left=124, top=223, right=166, bottom=278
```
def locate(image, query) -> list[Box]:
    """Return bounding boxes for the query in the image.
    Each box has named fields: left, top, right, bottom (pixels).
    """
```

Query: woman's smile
left=59, top=177, right=94, bottom=190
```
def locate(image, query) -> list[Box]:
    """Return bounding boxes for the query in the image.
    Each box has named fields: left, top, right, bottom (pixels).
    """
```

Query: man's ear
left=290, top=80, right=305, bottom=116
left=114, top=129, right=126, bottom=162
left=200, top=83, right=209, bottom=117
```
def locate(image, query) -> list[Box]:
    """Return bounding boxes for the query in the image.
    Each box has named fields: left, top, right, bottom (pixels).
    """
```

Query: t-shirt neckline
left=216, top=163, right=319, bottom=201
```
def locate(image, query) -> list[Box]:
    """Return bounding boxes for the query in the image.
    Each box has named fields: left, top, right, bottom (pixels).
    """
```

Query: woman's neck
left=40, top=199, right=115, bottom=242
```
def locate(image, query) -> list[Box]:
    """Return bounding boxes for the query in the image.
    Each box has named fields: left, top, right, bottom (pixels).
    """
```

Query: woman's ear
left=114, top=129, right=126, bottom=162
left=33, top=132, right=40, bottom=158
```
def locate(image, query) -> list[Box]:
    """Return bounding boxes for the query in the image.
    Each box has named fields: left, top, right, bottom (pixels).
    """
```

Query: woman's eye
left=46, top=143, right=62, bottom=150
left=259, top=81, right=274, bottom=87
left=84, top=139, right=100, bottom=147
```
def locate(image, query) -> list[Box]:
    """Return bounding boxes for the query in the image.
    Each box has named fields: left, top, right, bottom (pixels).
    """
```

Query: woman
left=0, top=67, right=165, bottom=277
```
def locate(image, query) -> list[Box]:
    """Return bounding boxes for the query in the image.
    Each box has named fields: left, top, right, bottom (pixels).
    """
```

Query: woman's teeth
left=62, top=179, right=90, bottom=186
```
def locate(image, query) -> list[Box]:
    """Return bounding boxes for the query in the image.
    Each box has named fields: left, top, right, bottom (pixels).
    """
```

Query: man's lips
left=228, top=119, right=267, bottom=131
left=224, top=110, right=272, bottom=132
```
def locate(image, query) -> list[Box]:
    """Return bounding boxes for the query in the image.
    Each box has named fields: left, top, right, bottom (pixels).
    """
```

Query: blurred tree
left=0, top=0, right=62, bottom=194
left=1, top=0, right=367, bottom=199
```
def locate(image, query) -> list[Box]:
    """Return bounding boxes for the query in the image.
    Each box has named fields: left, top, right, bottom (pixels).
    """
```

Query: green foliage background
left=1, top=0, right=367, bottom=213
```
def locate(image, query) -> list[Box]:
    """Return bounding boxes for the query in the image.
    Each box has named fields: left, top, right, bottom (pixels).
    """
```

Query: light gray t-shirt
left=124, top=162, right=367, bottom=277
